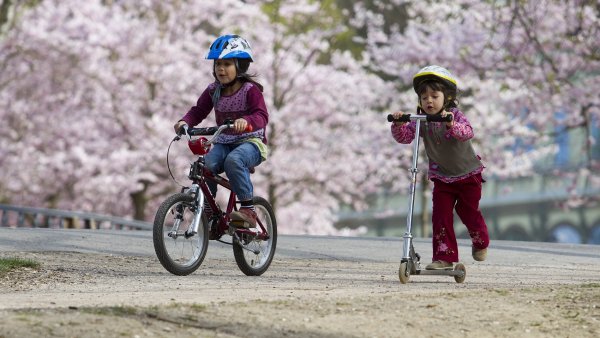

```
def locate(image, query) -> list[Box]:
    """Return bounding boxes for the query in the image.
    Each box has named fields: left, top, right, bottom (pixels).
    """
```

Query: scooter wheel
left=454, top=263, right=466, bottom=283
left=398, top=262, right=411, bottom=284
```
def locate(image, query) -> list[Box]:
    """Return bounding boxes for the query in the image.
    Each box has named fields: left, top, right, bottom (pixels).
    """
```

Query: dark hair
left=234, top=59, right=263, bottom=91
left=237, top=59, right=251, bottom=73
left=416, top=79, right=458, bottom=109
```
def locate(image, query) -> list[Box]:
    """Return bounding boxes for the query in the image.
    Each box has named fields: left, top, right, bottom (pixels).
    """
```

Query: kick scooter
left=387, top=113, right=466, bottom=284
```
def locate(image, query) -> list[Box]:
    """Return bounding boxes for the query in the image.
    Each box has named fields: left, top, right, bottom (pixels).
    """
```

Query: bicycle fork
left=167, top=184, right=205, bottom=239
left=187, top=184, right=204, bottom=236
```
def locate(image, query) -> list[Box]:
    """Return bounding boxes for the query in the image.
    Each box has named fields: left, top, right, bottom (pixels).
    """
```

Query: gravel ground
left=0, top=228, right=598, bottom=337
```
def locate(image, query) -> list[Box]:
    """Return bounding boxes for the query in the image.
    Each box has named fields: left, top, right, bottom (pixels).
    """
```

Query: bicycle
left=153, top=122, right=277, bottom=276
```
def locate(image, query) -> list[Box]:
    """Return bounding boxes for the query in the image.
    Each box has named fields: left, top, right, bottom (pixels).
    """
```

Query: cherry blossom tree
left=0, top=0, right=400, bottom=234
left=3, top=0, right=595, bottom=235
left=0, top=0, right=238, bottom=218
left=357, top=0, right=600, bottom=207
left=236, top=1, right=400, bottom=234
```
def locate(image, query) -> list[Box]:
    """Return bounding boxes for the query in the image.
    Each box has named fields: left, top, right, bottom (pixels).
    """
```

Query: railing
left=334, top=174, right=600, bottom=244
left=0, top=204, right=152, bottom=230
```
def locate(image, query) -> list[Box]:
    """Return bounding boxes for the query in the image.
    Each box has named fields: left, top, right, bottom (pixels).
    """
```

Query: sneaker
left=230, top=208, right=257, bottom=228
left=425, top=260, right=453, bottom=270
left=472, top=247, right=488, bottom=261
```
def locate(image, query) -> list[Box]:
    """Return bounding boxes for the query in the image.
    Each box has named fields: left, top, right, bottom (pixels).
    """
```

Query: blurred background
left=1, top=0, right=598, bottom=244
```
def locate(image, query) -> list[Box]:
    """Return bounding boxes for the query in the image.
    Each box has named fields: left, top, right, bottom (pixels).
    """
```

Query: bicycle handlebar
left=186, top=126, right=220, bottom=136
left=387, top=114, right=453, bottom=123
left=176, top=122, right=253, bottom=144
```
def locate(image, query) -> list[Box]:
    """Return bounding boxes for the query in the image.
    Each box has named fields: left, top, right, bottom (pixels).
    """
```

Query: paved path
left=1, top=227, right=598, bottom=263
left=0, top=227, right=599, bottom=310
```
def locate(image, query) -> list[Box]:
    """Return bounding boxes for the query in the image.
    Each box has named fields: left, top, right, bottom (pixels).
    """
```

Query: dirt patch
left=0, top=251, right=598, bottom=337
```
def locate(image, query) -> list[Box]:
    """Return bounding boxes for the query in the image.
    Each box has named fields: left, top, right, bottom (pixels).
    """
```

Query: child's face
left=419, top=87, right=445, bottom=115
left=214, top=59, right=237, bottom=85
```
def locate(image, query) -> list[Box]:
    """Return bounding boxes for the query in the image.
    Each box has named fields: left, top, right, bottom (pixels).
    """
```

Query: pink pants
left=431, top=173, right=489, bottom=262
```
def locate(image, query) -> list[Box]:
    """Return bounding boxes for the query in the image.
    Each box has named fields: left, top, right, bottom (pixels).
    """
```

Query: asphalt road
left=1, top=227, right=599, bottom=264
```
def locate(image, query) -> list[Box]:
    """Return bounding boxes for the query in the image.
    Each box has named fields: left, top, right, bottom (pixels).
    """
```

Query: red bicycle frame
left=187, top=152, right=270, bottom=241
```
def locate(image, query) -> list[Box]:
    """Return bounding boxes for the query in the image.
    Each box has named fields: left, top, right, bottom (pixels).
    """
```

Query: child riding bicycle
left=173, top=34, right=269, bottom=229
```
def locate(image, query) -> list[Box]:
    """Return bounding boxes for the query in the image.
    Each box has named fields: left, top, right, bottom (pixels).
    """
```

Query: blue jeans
left=204, top=142, right=262, bottom=201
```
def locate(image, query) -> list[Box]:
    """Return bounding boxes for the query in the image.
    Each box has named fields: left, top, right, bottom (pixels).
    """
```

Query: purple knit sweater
left=180, top=81, right=269, bottom=143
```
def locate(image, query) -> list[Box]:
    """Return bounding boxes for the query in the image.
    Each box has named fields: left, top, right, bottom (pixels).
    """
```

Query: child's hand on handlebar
left=391, top=111, right=408, bottom=126
left=174, top=120, right=188, bottom=135
left=442, top=111, right=454, bottom=128
left=233, top=118, right=251, bottom=133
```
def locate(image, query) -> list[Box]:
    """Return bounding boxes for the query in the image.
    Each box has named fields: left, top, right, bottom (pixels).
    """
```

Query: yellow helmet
left=413, top=65, right=457, bottom=94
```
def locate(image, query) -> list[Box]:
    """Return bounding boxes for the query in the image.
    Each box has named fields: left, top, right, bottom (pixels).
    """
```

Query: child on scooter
left=390, top=65, right=489, bottom=270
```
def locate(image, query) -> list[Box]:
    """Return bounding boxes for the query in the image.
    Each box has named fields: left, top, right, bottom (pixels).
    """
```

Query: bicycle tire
left=153, top=193, right=209, bottom=276
left=232, top=196, right=277, bottom=276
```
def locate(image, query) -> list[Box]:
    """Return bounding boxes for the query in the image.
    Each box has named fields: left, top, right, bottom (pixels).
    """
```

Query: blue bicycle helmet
left=206, top=35, right=253, bottom=61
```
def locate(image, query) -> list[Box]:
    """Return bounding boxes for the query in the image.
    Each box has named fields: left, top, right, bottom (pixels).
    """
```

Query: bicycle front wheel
left=232, top=196, right=277, bottom=276
left=153, top=193, right=209, bottom=276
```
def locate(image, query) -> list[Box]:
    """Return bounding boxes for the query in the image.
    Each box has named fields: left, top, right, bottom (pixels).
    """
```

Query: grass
left=82, top=306, right=139, bottom=317
left=0, top=257, right=40, bottom=276
left=581, top=282, right=600, bottom=288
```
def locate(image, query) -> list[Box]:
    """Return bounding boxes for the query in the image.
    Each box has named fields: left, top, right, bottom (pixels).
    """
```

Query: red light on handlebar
left=188, top=137, right=211, bottom=155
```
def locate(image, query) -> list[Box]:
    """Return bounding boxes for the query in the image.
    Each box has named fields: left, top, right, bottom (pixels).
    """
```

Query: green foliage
left=260, top=0, right=365, bottom=61
left=0, top=0, right=41, bottom=32
left=262, top=0, right=409, bottom=62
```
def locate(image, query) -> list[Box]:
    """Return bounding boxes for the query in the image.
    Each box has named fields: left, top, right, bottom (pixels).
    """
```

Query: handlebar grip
left=177, top=125, right=188, bottom=136
left=387, top=114, right=411, bottom=123
left=426, top=114, right=453, bottom=122
left=188, top=127, right=219, bottom=136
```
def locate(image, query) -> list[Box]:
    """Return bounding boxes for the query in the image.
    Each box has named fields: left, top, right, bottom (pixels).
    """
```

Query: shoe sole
left=230, top=220, right=256, bottom=229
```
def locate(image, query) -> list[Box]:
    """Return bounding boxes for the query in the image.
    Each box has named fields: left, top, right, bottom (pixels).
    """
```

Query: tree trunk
left=0, top=0, right=12, bottom=34
left=130, top=181, right=149, bottom=221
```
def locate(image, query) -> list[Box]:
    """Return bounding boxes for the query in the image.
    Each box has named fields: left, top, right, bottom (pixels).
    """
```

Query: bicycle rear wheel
left=153, top=193, right=209, bottom=275
left=232, top=196, right=277, bottom=276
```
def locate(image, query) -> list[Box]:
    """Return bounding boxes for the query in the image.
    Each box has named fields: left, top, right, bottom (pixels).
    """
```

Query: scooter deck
left=414, top=269, right=465, bottom=277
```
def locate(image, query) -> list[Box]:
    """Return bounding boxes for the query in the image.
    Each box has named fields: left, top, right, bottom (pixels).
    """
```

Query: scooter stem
left=402, top=119, right=422, bottom=260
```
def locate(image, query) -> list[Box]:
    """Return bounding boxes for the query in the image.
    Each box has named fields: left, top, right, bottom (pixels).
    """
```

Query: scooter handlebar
left=387, top=114, right=453, bottom=123
left=387, top=114, right=411, bottom=123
